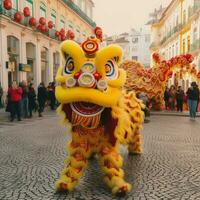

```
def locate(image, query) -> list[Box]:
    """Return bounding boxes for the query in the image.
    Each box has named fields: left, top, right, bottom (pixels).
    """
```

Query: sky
left=93, top=0, right=171, bottom=36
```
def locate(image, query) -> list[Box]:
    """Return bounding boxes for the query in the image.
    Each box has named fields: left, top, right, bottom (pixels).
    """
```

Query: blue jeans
left=188, top=100, right=197, bottom=118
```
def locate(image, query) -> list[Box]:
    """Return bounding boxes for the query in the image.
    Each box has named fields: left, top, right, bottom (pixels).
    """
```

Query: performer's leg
left=55, top=139, right=91, bottom=192
left=98, top=144, right=131, bottom=195
left=128, top=129, right=142, bottom=155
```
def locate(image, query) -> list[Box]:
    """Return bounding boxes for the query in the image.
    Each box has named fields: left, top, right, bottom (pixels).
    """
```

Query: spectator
left=0, top=82, right=3, bottom=108
left=168, top=85, right=176, bottom=111
left=21, top=80, right=29, bottom=118
left=28, top=83, right=36, bottom=118
left=176, top=86, right=184, bottom=112
left=48, top=82, right=56, bottom=110
left=37, top=82, right=47, bottom=117
left=138, top=92, right=150, bottom=123
left=164, top=87, right=170, bottom=110
left=197, top=84, right=199, bottom=112
left=8, top=81, right=22, bottom=122
left=187, top=82, right=200, bottom=121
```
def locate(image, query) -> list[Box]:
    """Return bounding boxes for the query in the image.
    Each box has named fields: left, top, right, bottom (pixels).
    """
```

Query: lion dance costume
left=55, top=28, right=144, bottom=195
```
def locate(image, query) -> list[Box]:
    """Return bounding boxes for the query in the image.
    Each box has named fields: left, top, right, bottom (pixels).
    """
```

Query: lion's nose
left=78, top=72, right=96, bottom=88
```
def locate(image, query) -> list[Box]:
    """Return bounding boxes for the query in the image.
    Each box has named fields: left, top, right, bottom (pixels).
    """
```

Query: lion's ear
left=94, top=45, right=123, bottom=77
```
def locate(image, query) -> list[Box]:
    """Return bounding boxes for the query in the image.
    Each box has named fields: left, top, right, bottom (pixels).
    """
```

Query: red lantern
left=3, top=0, right=12, bottom=10
left=152, top=52, right=160, bottom=63
left=55, top=31, right=60, bottom=37
left=29, top=17, right=36, bottom=26
left=23, top=7, right=30, bottom=17
left=61, top=35, right=66, bottom=41
left=60, top=28, right=65, bottom=36
left=40, top=25, right=46, bottom=32
left=14, top=12, right=22, bottom=22
left=44, top=27, right=49, bottom=33
left=69, top=31, right=75, bottom=40
left=39, top=17, right=46, bottom=25
left=37, top=24, right=42, bottom=31
left=48, top=21, right=54, bottom=29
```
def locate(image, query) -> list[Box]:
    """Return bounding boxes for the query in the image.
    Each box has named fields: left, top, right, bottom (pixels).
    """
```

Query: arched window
left=40, top=2, right=46, bottom=18
left=24, top=0, right=34, bottom=16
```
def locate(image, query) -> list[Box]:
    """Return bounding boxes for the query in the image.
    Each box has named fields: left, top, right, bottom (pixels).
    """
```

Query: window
left=132, top=56, right=138, bottom=60
left=12, top=0, right=18, bottom=10
left=183, top=10, right=186, bottom=24
left=40, top=2, right=46, bottom=18
left=183, top=39, right=185, bottom=54
left=145, top=35, right=150, bottom=43
left=132, top=38, right=138, bottom=43
left=78, top=0, right=82, bottom=9
left=169, top=47, right=171, bottom=58
left=187, top=36, right=190, bottom=52
left=51, top=9, right=56, bottom=28
left=172, top=45, right=175, bottom=56
left=193, top=27, right=197, bottom=42
left=25, top=0, right=33, bottom=16
left=60, top=16, right=65, bottom=29
left=176, top=42, right=179, bottom=55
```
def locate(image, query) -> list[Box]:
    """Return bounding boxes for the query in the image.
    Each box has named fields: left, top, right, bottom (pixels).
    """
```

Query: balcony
left=191, top=39, right=200, bottom=51
left=62, top=0, right=96, bottom=27
left=188, top=1, right=200, bottom=19
left=0, top=5, right=66, bottom=41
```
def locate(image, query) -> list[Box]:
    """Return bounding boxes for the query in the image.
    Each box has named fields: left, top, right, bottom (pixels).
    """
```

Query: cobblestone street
left=0, top=113, right=200, bottom=200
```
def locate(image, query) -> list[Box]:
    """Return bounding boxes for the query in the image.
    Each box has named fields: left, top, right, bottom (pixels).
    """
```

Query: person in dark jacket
left=187, top=82, right=200, bottom=120
left=8, top=81, right=22, bottom=121
left=164, top=87, right=170, bottom=110
left=37, top=82, right=47, bottom=117
left=28, top=83, right=36, bottom=118
left=0, top=82, right=3, bottom=108
left=176, top=86, right=184, bottom=112
left=48, top=82, right=56, bottom=110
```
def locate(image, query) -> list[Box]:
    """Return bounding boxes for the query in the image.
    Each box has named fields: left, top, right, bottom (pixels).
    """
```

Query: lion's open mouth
left=70, top=102, right=104, bottom=117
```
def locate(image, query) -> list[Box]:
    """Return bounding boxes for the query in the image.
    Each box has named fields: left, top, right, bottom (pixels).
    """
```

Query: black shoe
left=39, top=113, right=42, bottom=117
left=18, top=118, right=22, bottom=121
left=10, top=118, right=14, bottom=122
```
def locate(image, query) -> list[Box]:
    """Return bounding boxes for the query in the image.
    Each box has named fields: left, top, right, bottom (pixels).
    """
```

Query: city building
left=104, top=27, right=151, bottom=67
left=149, top=0, right=200, bottom=91
left=129, top=27, right=151, bottom=67
left=0, top=0, right=95, bottom=92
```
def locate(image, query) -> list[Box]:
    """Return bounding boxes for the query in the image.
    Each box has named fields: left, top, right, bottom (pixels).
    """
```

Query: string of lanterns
left=3, top=0, right=75, bottom=41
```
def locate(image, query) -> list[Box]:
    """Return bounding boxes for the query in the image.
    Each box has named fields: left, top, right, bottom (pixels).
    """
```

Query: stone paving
left=0, top=114, right=200, bottom=200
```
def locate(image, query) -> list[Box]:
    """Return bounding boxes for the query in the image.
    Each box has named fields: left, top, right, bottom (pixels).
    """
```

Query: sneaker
left=18, top=118, right=22, bottom=121
left=10, top=118, right=14, bottom=122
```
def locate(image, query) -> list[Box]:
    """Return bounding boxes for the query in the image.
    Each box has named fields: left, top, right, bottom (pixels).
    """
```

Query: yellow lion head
left=55, top=38, right=128, bottom=131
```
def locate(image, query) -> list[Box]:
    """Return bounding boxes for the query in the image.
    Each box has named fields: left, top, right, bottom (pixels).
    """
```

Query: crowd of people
left=164, top=82, right=200, bottom=120
left=4, top=81, right=56, bottom=122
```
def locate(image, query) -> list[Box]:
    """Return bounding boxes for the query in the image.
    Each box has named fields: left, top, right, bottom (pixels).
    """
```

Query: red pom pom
left=93, top=72, right=102, bottom=80
left=74, top=72, right=81, bottom=79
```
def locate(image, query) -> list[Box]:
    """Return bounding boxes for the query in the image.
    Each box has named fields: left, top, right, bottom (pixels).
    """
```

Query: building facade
left=149, top=0, right=200, bottom=91
left=129, top=27, right=151, bottom=67
left=104, top=27, right=151, bottom=67
left=0, top=0, right=95, bottom=92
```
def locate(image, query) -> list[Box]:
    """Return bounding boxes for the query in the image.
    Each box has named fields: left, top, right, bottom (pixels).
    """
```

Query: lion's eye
left=64, top=57, right=74, bottom=74
left=105, top=60, right=117, bottom=79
